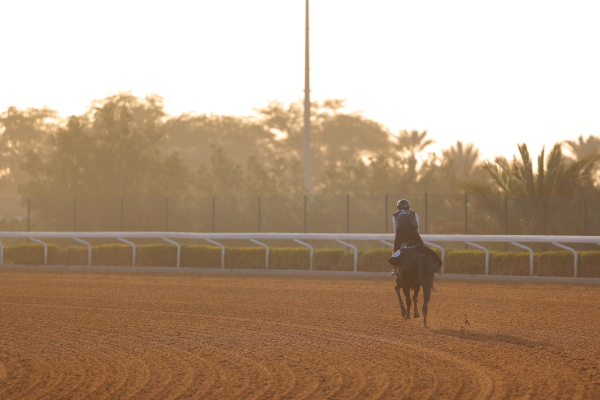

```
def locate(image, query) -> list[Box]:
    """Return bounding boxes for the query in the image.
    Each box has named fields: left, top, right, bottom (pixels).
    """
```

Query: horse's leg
left=412, top=285, right=421, bottom=318
left=402, top=285, right=412, bottom=320
left=422, top=286, right=431, bottom=328
left=394, top=285, right=407, bottom=318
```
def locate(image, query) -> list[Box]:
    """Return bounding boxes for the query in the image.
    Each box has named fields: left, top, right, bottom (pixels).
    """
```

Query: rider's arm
left=392, top=216, right=396, bottom=233
left=415, top=213, right=420, bottom=232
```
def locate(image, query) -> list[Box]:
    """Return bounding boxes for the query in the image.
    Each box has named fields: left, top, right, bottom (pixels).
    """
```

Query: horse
left=389, top=242, right=439, bottom=328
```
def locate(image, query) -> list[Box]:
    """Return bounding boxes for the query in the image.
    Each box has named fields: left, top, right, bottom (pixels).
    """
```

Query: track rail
left=1, top=232, right=599, bottom=277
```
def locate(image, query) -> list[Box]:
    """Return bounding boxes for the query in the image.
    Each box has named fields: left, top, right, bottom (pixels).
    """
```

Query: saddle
left=387, top=244, right=442, bottom=272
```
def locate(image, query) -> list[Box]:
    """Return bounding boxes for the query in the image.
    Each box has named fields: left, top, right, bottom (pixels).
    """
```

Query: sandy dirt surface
left=0, top=271, right=599, bottom=399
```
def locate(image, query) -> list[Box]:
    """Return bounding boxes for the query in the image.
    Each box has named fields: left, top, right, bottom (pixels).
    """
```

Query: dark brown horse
left=389, top=242, right=440, bottom=327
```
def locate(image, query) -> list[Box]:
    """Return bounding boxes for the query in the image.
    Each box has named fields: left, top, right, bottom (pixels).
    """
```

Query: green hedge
left=181, top=245, right=222, bottom=268
left=94, top=244, right=135, bottom=266
left=579, top=252, right=600, bottom=278
left=5, top=243, right=61, bottom=265
left=3, top=244, right=599, bottom=277
left=535, top=251, right=574, bottom=277
left=489, top=252, right=531, bottom=276
left=359, top=248, right=391, bottom=272
left=271, top=247, right=310, bottom=270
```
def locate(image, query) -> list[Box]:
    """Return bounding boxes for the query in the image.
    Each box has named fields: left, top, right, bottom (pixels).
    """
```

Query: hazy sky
left=2, top=0, right=599, bottom=160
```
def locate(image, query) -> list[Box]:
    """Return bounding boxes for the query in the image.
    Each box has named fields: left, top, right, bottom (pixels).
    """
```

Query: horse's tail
left=416, top=253, right=436, bottom=291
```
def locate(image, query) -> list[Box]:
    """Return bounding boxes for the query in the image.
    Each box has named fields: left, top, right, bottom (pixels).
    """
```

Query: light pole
left=303, top=0, right=312, bottom=192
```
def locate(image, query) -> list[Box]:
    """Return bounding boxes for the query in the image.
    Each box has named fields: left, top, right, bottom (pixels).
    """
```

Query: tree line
left=2, top=92, right=599, bottom=203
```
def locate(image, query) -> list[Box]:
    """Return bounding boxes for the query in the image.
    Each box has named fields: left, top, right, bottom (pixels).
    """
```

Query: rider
left=392, top=199, right=423, bottom=253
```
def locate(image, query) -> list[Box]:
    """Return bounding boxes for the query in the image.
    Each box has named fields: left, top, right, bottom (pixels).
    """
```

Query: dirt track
left=0, top=271, right=599, bottom=399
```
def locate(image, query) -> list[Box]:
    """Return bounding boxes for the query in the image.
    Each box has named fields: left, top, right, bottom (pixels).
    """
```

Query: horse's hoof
left=401, top=309, right=406, bottom=318
left=414, top=313, right=420, bottom=318
left=404, top=315, right=411, bottom=320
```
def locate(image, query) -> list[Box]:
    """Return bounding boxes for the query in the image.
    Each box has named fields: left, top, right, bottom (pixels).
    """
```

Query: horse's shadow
left=434, top=329, right=544, bottom=348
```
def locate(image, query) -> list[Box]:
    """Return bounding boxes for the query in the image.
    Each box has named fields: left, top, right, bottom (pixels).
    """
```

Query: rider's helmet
left=397, top=199, right=410, bottom=209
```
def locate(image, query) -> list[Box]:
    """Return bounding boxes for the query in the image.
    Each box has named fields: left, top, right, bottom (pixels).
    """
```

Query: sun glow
left=1, top=0, right=599, bottom=160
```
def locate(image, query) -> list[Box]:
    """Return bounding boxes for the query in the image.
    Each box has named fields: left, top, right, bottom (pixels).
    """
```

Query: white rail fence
left=0, top=232, right=598, bottom=277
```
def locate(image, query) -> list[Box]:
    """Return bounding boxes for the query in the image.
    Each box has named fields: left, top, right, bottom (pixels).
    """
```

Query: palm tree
left=394, top=129, right=435, bottom=156
left=442, top=141, right=481, bottom=179
left=393, top=129, right=434, bottom=182
left=468, top=143, right=598, bottom=199
left=463, top=143, right=599, bottom=234
left=563, top=134, right=600, bottom=160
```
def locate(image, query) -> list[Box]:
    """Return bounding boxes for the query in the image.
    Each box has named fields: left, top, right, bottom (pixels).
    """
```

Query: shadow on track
left=434, top=329, right=544, bottom=348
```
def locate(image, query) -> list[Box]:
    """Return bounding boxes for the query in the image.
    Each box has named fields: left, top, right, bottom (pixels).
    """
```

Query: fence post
left=385, top=193, right=388, bottom=233
left=73, top=237, right=92, bottom=267
left=464, top=194, right=468, bottom=234
left=249, top=239, right=269, bottom=269
left=346, top=194, right=350, bottom=234
left=584, top=199, right=588, bottom=251
left=27, top=198, right=30, bottom=232
left=464, top=194, right=468, bottom=249
left=584, top=199, right=587, bottom=235
left=29, top=238, right=48, bottom=264
left=424, top=193, right=428, bottom=234
left=552, top=242, right=578, bottom=277
left=504, top=196, right=508, bottom=252
left=304, top=195, right=307, bottom=233
left=73, top=198, right=76, bottom=231
left=465, top=241, right=489, bottom=274
left=117, top=237, right=136, bottom=266
left=346, top=194, right=350, bottom=250
left=543, top=199, right=547, bottom=251
left=205, top=239, right=225, bottom=269
left=212, top=196, right=216, bottom=233
left=162, top=237, right=180, bottom=268
left=510, top=242, right=534, bottom=276
left=335, top=239, right=358, bottom=272
left=258, top=195, right=261, bottom=233
left=165, top=197, right=169, bottom=232
left=120, top=197, right=124, bottom=231
left=543, top=199, right=547, bottom=235
left=293, top=239, right=314, bottom=270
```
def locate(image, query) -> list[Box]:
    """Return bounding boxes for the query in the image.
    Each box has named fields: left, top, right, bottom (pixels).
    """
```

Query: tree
left=318, top=153, right=410, bottom=195
left=392, top=129, right=434, bottom=185
left=416, top=141, right=482, bottom=195
left=195, top=146, right=304, bottom=197
left=195, top=147, right=245, bottom=197
left=0, top=106, right=58, bottom=196
left=256, top=99, right=393, bottom=189
left=163, top=113, right=278, bottom=172
left=563, top=134, right=600, bottom=160
left=318, top=111, right=392, bottom=166
left=254, top=100, right=303, bottom=153
left=466, top=143, right=598, bottom=199
left=244, top=156, right=304, bottom=196
left=462, top=143, right=600, bottom=234
left=20, top=93, right=189, bottom=198
left=442, top=141, right=481, bottom=179
left=394, top=129, right=435, bottom=155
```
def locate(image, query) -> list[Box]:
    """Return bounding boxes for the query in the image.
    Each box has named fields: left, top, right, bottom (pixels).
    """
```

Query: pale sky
left=2, top=0, right=599, bottom=160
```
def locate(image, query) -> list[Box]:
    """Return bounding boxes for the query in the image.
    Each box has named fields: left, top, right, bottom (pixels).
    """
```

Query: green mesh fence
left=0, top=195, right=597, bottom=240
